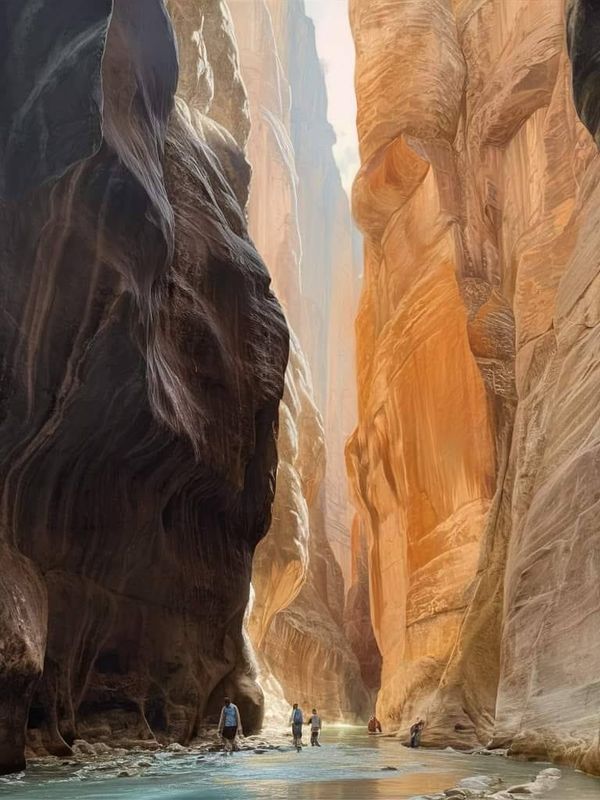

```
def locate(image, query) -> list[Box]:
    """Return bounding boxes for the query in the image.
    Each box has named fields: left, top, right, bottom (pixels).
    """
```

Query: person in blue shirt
left=218, top=697, right=243, bottom=754
left=289, top=703, right=304, bottom=751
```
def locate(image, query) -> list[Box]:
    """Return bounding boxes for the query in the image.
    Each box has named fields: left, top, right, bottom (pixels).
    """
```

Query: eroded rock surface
left=0, top=0, right=287, bottom=774
left=229, top=0, right=369, bottom=720
left=349, top=0, right=600, bottom=770
left=265, top=1, right=362, bottom=580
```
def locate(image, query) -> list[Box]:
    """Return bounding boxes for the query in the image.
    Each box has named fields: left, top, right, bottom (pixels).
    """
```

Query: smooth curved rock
left=349, top=0, right=600, bottom=771
left=0, top=0, right=288, bottom=774
left=0, top=0, right=113, bottom=200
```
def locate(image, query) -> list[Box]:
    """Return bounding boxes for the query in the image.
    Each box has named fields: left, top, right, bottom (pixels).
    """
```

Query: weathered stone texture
left=0, top=0, right=288, bottom=773
left=229, top=0, right=369, bottom=720
left=349, top=0, right=600, bottom=770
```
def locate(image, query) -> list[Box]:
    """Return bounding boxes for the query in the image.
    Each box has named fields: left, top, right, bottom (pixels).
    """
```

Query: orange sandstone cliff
left=348, top=0, right=600, bottom=770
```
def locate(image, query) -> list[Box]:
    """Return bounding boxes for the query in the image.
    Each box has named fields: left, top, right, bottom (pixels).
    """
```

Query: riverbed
left=1, top=727, right=598, bottom=800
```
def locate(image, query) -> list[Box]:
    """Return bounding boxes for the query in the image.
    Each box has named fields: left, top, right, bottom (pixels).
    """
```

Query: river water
left=1, top=727, right=599, bottom=800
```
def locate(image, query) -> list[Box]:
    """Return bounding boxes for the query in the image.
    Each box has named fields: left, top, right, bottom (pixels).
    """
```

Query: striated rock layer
left=0, top=0, right=288, bottom=774
left=229, top=0, right=369, bottom=721
left=267, top=1, right=362, bottom=579
left=349, top=0, right=600, bottom=771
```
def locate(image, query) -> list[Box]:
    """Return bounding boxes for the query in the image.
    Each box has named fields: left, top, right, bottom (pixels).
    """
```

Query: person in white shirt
left=308, top=708, right=322, bottom=747
left=217, top=697, right=243, bottom=754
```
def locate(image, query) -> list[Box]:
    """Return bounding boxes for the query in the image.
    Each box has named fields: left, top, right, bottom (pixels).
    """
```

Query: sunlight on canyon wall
left=348, top=0, right=600, bottom=771
left=229, top=0, right=369, bottom=721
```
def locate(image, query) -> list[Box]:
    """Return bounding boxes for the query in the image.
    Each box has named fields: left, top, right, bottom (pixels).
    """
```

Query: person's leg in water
left=311, top=730, right=320, bottom=747
left=222, top=726, right=237, bottom=755
left=293, top=723, right=302, bottom=751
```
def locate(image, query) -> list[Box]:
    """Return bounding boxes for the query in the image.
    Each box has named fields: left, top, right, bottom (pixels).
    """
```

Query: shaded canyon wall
left=348, top=0, right=600, bottom=771
left=0, top=0, right=288, bottom=774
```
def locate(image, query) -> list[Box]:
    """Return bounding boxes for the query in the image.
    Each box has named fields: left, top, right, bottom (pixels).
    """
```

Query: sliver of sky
left=304, top=0, right=358, bottom=198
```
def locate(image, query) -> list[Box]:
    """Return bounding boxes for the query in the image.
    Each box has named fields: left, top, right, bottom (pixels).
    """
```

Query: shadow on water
left=1, top=727, right=600, bottom=800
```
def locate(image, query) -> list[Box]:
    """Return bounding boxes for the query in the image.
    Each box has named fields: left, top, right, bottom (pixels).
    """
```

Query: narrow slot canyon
left=0, top=1, right=600, bottom=799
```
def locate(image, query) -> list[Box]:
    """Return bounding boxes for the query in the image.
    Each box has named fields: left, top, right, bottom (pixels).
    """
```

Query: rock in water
left=0, top=0, right=288, bottom=775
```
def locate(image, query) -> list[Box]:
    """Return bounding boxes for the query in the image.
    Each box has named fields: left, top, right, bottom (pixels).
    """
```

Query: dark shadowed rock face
left=567, top=0, right=600, bottom=148
left=0, top=0, right=288, bottom=775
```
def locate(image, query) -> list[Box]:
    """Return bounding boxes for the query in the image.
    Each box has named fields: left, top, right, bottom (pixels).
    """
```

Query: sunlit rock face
left=349, top=0, right=600, bottom=769
left=264, top=0, right=362, bottom=579
left=247, top=335, right=316, bottom=652
left=229, top=0, right=369, bottom=721
left=0, top=0, right=287, bottom=774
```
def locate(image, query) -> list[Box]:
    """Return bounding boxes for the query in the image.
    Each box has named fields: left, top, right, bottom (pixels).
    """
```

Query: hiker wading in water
left=308, top=708, right=322, bottom=747
left=410, top=717, right=425, bottom=748
left=289, top=703, right=304, bottom=751
left=218, top=696, right=243, bottom=754
left=368, top=714, right=382, bottom=734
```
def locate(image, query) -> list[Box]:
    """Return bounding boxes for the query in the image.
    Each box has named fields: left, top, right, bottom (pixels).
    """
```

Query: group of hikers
left=289, top=703, right=322, bottom=751
left=216, top=697, right=322, bottom=753
left=217, top=697, right=425, bottom=754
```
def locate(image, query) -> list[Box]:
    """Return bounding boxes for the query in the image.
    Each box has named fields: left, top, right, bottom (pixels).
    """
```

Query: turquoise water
left=1, top=728, right=599, bottom=799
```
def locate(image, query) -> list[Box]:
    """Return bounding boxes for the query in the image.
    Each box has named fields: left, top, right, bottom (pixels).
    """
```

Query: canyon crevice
left=348, top=0, right=600, bottom=773
left=229, top=0, right=370, bottom=721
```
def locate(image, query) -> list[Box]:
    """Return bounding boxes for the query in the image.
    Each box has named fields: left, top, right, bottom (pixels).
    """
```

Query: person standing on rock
left=289, top=703, right=304, bottom=751
left=308, top=708, right=322, bottom=747
left=218, top=696, right=243, bottom=754
left=409, top=717, right=425, bottom=748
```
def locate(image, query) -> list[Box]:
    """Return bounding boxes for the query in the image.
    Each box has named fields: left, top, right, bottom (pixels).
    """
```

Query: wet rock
left=459, top=776, right=501, bottom=791
left=92, top=743, right=112, bottom=756
left=166, top=743, right=187, bottom=754
left=72, top=741, right=96, bottom=757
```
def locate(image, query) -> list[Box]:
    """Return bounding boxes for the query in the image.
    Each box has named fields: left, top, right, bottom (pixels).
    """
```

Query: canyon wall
left=229, top=0, right=369, bottom=721
left=0, top=0, right=288, bottom=774
left=349, top=0, right=600, bottom=771
left=265, top=1, right=362, bottom=578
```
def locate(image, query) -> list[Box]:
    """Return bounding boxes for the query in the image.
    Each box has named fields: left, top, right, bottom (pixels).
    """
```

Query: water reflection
left=297, top=769, right=463, bottom=799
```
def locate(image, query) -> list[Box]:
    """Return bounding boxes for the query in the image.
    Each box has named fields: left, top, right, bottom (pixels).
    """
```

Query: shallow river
left=1, top=728, right=599, bottom=800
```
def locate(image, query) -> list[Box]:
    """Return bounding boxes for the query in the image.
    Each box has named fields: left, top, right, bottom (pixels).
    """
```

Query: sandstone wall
left=0, top=0, right=288, bottom=774
left=229, top=0, right=369, bottom=722
left=264, top=1, right=361, bottom=578
left=349, top=0, right=600, bottom=770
